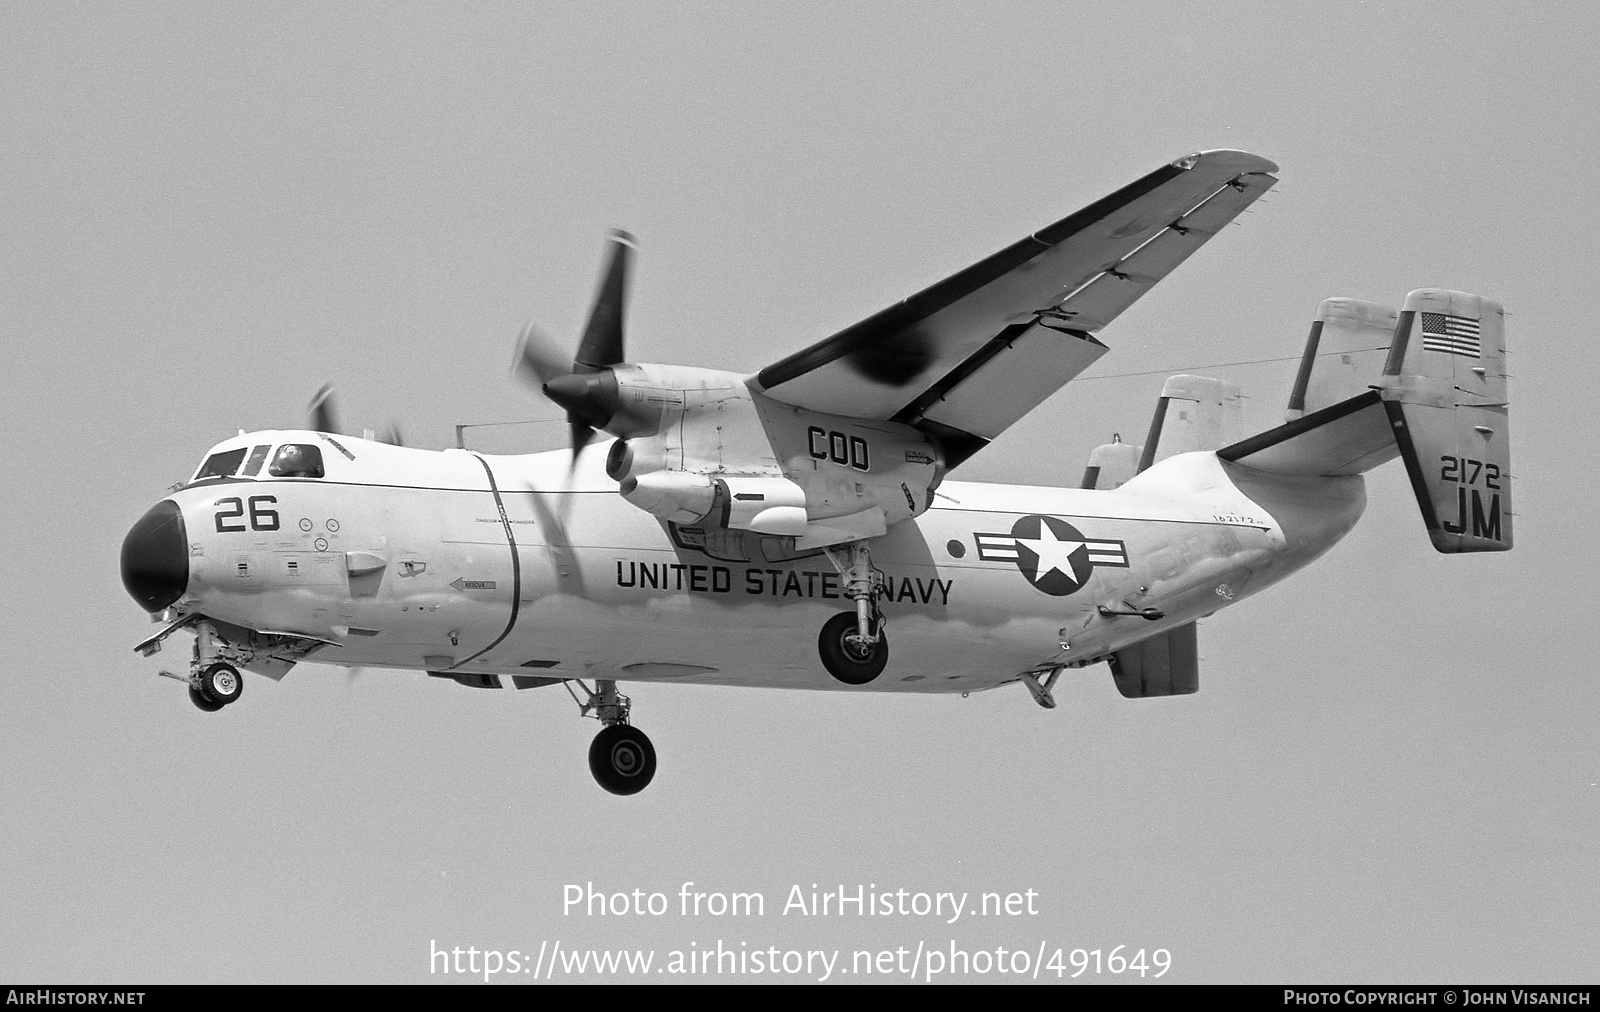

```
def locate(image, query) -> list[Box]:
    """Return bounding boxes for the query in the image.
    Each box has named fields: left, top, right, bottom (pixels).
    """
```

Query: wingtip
left=1174, top=149, right=1280, bottom=175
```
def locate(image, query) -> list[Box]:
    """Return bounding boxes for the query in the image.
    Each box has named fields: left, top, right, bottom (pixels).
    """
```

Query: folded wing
left=754, top=150, right=1278, bottom=467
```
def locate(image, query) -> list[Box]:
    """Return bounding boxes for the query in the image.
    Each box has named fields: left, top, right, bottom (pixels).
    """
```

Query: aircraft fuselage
left=128, top=432, right=1365, bottom=694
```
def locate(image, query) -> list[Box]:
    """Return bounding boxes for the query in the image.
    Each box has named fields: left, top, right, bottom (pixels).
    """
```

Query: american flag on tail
left=1420, top=312, right=1481, bottom=358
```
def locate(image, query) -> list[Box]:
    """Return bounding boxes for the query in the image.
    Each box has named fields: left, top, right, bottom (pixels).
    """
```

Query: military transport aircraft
left=119, top=150, right=1512, bottom=794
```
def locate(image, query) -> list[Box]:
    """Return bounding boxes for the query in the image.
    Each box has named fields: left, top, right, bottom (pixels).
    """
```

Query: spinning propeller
left=514, top=229, right=636, bottom=462
left=307, top=382, right=404, bottom=446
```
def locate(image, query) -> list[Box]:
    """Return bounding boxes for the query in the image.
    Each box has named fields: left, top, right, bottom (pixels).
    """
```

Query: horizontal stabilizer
left=1109, top=622, right=1198, bottom=698
left=1219, top=389, right=1398, bottom=476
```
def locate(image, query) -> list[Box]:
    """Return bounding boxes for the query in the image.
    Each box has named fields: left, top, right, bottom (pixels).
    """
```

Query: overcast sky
left=3, top=1, right=1595, bottom=984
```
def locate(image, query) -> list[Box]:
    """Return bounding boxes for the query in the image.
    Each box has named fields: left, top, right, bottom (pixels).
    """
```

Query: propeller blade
left=377, top=422, right=404, bottom=447
left=512, top=229, right=637, bottom=461
left=567, top=418, right=597, bottom=473
left=513, top=321, right=570, bottom=389
left=574, top=229, right=634, bottom=372
left=308, top=382, right=339, bottom=434
left=570, top=419, right=596, bottom=457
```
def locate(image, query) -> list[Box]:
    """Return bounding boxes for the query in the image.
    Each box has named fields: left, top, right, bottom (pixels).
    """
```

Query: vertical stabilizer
left=1377, top=289, right=1511, bottom=552
left=1286, top=298, right=1396, bottom=420
left=1109, top=622, right=1199, bottom=698
left=1137, top=375, right=1243, bottom=472
left=1080, top=435, right=1141, bottom=489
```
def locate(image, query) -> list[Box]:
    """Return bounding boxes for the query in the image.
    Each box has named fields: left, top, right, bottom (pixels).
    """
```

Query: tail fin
left=1136, top=374, right=1243, bottom=472
left=1378, top=290, right=1511, bottom=552
left=1083, top=375, right=1240, bottom=489
left=1286, top=298, right=1395, bottom=419
left=1080, top=435, right=1140, bottom=489
left=1109, top=622, right=1198, bottom=698
left=1219, top=289, right=1511, bottom=553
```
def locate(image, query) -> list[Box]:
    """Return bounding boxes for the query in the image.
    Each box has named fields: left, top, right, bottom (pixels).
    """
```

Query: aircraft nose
left=120, top=500, right=189, bottom=612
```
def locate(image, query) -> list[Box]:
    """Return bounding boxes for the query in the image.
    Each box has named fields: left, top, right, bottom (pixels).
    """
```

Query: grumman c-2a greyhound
left=120, top=150, right=1512, bottom=794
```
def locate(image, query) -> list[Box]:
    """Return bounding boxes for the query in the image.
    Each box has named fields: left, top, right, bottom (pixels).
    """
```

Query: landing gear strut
left=161, top=622, right=247, bottom=712
left=819, top=541, right=889, bottom=684
left=566, top=679, right=657, bottom=795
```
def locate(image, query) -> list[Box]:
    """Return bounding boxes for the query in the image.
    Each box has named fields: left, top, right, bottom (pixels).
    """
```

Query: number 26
left=214, top=495, right=279, bottom=532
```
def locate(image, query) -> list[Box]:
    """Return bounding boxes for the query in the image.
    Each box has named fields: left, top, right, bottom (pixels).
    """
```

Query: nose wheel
left=566, top=679, right=658, bottom=795
left=185, top=662, right=243, bottom=711
left=198, top=662, right=243, bottom=706
left=188, top=686, right=226, bottom=712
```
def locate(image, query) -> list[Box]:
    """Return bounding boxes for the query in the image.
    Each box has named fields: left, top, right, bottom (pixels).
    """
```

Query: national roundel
left=972, top=515, right=1131, bottom=597
left=1012, top=515, right=1097, bottom=596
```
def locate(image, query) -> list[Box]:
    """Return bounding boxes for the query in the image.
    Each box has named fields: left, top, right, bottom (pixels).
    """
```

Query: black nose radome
left=120, top=500, right=188, bottom=612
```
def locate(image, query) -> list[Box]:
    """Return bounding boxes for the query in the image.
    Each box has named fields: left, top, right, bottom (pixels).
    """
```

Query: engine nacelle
left=593, top=365, right=943, bottom=548
left=719, top=474, right=807, bottom=536
left=547, top=363, right=748, bottom=443
left=619, top=470, right=719, bottom=525
left=619, top=470, right=810, bottom=536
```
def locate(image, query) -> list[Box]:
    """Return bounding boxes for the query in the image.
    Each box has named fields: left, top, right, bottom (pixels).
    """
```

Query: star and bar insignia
left=973, top=514, right=1129, bottom=596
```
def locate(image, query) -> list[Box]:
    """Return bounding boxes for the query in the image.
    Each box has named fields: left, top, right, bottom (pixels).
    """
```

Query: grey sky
left=2, top=2, right=1594, bottom=982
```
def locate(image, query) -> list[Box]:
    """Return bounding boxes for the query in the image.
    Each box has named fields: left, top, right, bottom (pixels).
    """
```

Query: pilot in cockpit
left=269, top=443, right=324, bottom=479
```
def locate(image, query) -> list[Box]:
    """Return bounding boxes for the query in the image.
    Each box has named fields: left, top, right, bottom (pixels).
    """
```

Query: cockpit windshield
left=193, top=447, right=248, bottom=481
left=268, top=443, right=325, bottom=479
left=240, top=444, right=271, bottom=477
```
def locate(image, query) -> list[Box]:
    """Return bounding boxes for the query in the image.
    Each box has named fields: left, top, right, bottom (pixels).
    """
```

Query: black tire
left=198, top=663, right=243, bottom=706
left=588, top=724, right=657, bottom=796
left=818, top=611, right=888, bottom=685
left=189, top=686, right=225, bottom=712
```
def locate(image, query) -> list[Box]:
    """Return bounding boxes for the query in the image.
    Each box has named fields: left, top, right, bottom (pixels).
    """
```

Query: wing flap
left=915, top=323, right=1108, bottom=440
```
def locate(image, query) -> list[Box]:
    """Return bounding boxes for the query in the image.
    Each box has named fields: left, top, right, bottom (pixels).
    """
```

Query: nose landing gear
left=566, top=679, right=657, bottom=795
left=178, top=660, right=244, bottom=711
left=154, top=621, right=247, bottom=712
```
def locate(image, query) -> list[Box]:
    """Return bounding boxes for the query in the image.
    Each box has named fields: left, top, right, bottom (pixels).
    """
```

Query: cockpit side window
left=194, top=447, right=248, bottom=480
left=240, top=445, right=272, bottom=477
left=267, top=443, right=325, bottom=478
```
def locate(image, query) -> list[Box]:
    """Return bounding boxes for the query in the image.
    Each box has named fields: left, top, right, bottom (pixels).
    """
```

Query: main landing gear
left=819, top=541, right=889, bottom=685
left=566, top=679, right=656, bottom=795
